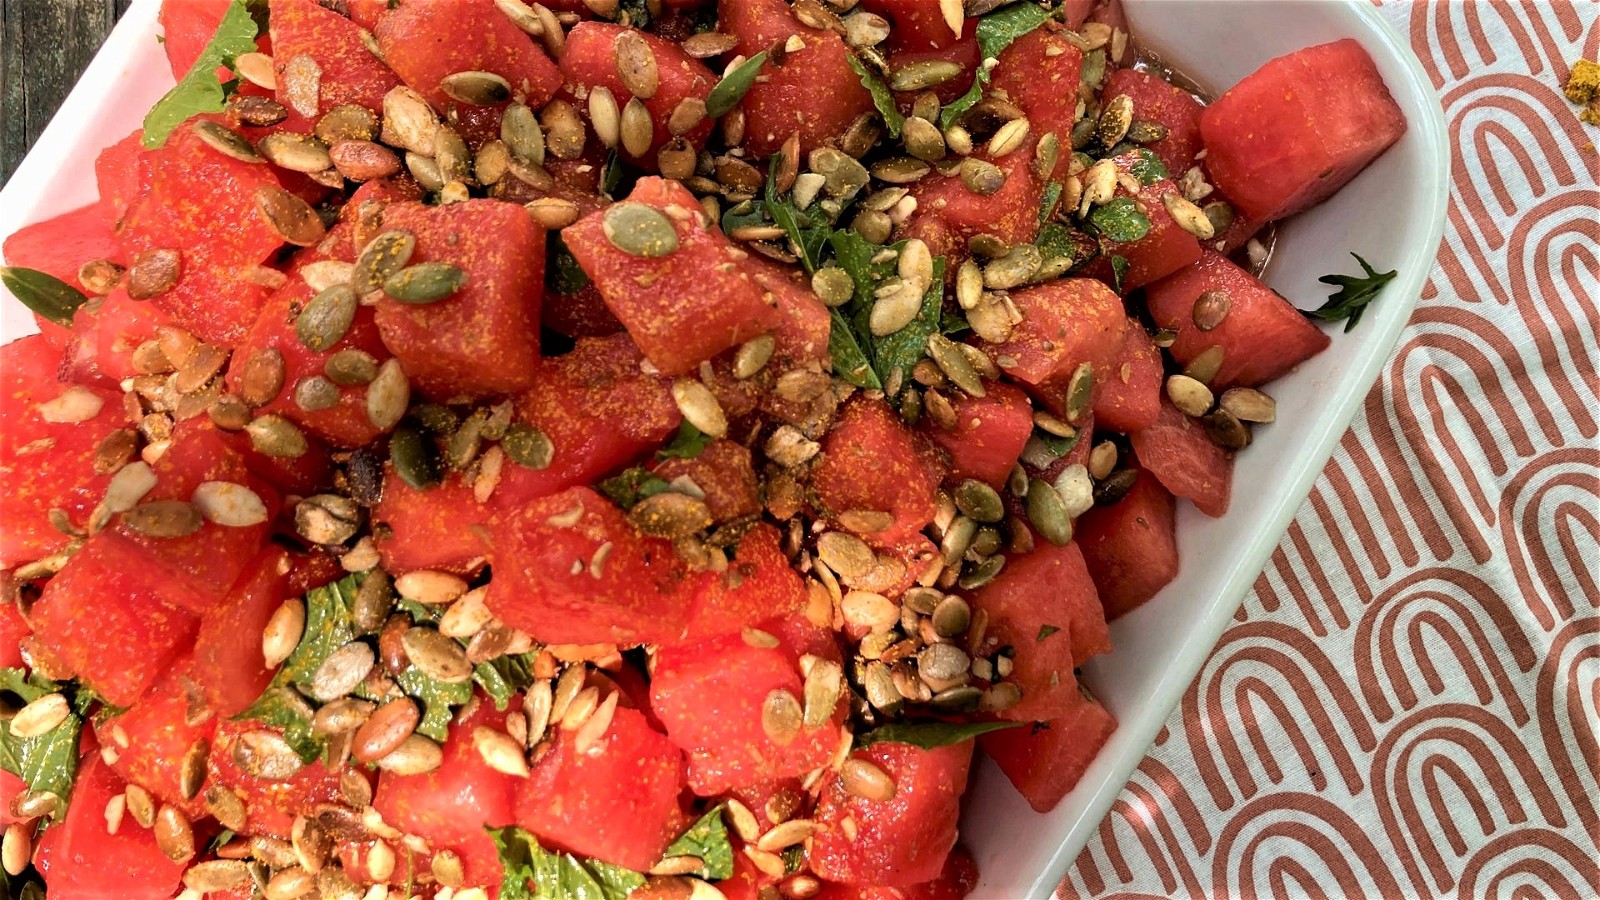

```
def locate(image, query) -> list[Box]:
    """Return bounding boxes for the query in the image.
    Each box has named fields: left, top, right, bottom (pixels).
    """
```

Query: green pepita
left=296, top=284, right=358, bottom=351
left=1025, top=477, right=1073, bottom=546
left=952, top=479, right=1004, bottom=524
left=501, top=423, right=554, bottom=470
left=602, top=202, right=679, bottom=257
left=390, top=425, right=441, bottom=490
left=325, top=349, right=379, bottom=386
left=353, top=230, right=417, bottom=296
left=191, top=119, right=263, bottom=163
left=383, top=262, right=466, bottom=304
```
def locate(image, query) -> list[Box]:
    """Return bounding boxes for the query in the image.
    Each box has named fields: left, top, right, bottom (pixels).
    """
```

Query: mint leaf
left=848, top=55, right=905, bottom=138
left=856, top=720, right=1024, bottom=750
left=707, top=50, right=768, bottom=118
left=142, top=0, right=260, bottom=147
left=0, top=267, right=89, bottom=327
left=663, top=806, right=734, bottom=881
left=1088, top=197, right=1151, bottom=243
left=1036, top=624, right=1061, bottom=641
left=547, top=235, right=591, bottom=296
left=0, top=669, right=84, bottom=818
left=940, top=2, right=1056, bottom=129
left=1127, top=148, right=1168, bottom=185
left=657, top=421, right=712, bottom=460
left=828, top=309, right=882, bottom=390
left=1035, top=222, right=1082, bottom=267
left=870, top=257, right=947, bottom=394
left=596, top=467, right=673, bottom=508
left=1311, top=253, right=1396, bottom=332
left=491, top=826, right=646, bottom=900
left=1031, top=427, right=1081, bottom=460
left=1110, top=255, right=1130, bottom=293
left=1038, top=181, right=1064, bottom=226
left=475, top=652, right=538, bottom=711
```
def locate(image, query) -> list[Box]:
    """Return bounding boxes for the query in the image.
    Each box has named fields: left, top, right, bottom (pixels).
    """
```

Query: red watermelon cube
left=977, top=277, right=1125, bottom=387
left=486, top=486, right=699, bottom=645
left=374, top=0, right=562, bottom=116
left=1081, top=150, right=1203, bottom=291
left=1129, top=398, right=1233, bottom=517
left=721, top=0, right=875, bottom=156
left=990, top=27, right=1085, bottom=152
left=860, top=0, right=966, bottom=52
left=516, top=706, right=687, bottom=872
left=1103, top=68, right=1205, bottom=176
left=906, top=143, right=1043, bottom=249
left=1085, top=319, right=1163, bottom=434
left=60, top=288, right=177, bottom=387
left=270, top=0, right=400, bottom=117
left=564, top=177, right=782, bottom=375
left=95, top=129, right=152, bottom=230
left=190, top=546, right=296, bottom=716
left=561, top=22, right=718, bottom=167
left=96, top=668, right=216, bottom=820
left=1200, top=39, right=1407, bottom=222
left=1144, top=248, right=1331, bottom=389
left=653, top=439, right=763, bottom=523
left=924, top=381, right=1035, bottom=489
left=33, top=757, right=187, bottom=900
left=680, top=524, right=808, bottom=643
left=158, top=0, right=234, bottom=80
left=1074, top=469, right=1178, bottom=618
left=808, top=741, right=973, bottom=887
left=811, top=395, right=940, bottom=544
left=373, top=469, right=491, bottom=574
left=749, top=255, right=831, bottom=367
left=978, top=687, right=1117, bottom=813
left=2, top=203, right=123, bottom=295
left=206, top=717, right=356, bottom=840
left=373, top=199, right=546, bottom=399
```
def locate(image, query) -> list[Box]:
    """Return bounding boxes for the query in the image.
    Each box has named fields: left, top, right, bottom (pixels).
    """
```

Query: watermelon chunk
left=965, top=540, right=1108, bottom=722
left=158, top=0, right=234, bottom=80
left=492, top=333, right=681, bottom=510
left=811, top=395, right=940, bottom=544
left=653, top=439, right=763, bottom=523
left=977, top=277, right=1125, bottom=387
left=680, top=523, right=808, bottom=642
left=516, top=706, right=687, bottom=871
left=886, top=40, right=980, bottom=110
left=60, top=288, right=177, bottom=387
left=373, top=468, right=491, bottom=574
left=34, top=757, right=187, bottom=900
left=860, top=0, right=966, bottom=52
left=990, top=27, right=1085, bottom=153
left=906, top=142, right=1043, bottom=249
left=651, top=621, right=842, bottom=794
left=190, top=546, right=294, bottom=717
left=1081, top=150, right=1203, bottom=291
left=373, top=697, right=519, bottom=887
left=0, top=603, right=27, bottom=670
left=721, top=0, right=875, bottom=156
left=1129, top=398, right=1233, bottom=517
left=814, top=848, right=980, bottom=900
left=1086, top=319, right=1163, bottom=434
left=270, top=0, right=400, bottom=117
left=564, top=177, right=782, bottom=375
left=978, top=687, right=1116, bottom=813
left=96, top=668, right=216, bottom=820
left=808, top=741, right=973, bottom=887
left=924, top=381, right=1035, bottom=489
left=1074, top=469, right=1178, bottom=618
left=94, top=129, right=151, bottom=231
left=1144, top=248, right=1331, bottom=389
left=374, top=0, right=562, bottom=116
left=749, top=255, right=831, bottom=367
left=2, top=204, right=123, bottom=295
left=1103, top=68, right=1205, bottom=175
left=206, top=718, right=357, bottom=840
left=486, top=486, right=699, bottom=645
left=373, top=199, right=546, bottom=399
left=561, top=22, right=717, bottom=167
left=1200, top=39, right=1407, bottom=222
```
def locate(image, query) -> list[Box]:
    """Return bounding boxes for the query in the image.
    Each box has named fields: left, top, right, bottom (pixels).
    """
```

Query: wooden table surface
left=1, top=0, right=131, bottom=185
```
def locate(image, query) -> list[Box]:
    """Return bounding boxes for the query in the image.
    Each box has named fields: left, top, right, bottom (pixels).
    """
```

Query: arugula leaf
left=0, top=669, right=84, bottom=817
left=238, top=575, right=364, bottom=762
left=828, top=309, right=882, bottom=390
left=847, top=55, right=905, bottom=138
left=492, top=826, right=646, bottom=900
left=663, top=806, right=735, bottom=881
left=142, top=0, right=260, bottom=147
left=856, top=720, right=1025, bottom=750
left=706, top=50, right=769, bottom=118
left=870, top=257, right=947, bottom=394
left=1127, top=148, right=1168, bottom=185
left=1310, top=253, right=1397, bottom=332
left=940, top=2, right=1057, bottom=129
left=1088, top=197, right=1151, bottom=243
left=596, top=467, right=673, bottom=508
left=657, top=421, right=712, bottom=460
left=0, top=267, right=89, bottom=327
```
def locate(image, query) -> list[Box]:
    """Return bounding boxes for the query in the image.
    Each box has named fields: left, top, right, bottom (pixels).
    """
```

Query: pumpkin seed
left=401, top=627, right=473, bottom=683
left=123, top=500, right=203, bottom=538
left=127, top=248, right=182, bottom=299
left=869, top=280, right=921, bottom=335
left=1191, top=289, right=1231, bottom=331
left=365, top=359, right=410, bottom=431
left=492, top=0, right=544, bottom=33
left=295, top=494, right=360, bottom=545
left=588, top=85, right=621, bottom=148
left=840, top=757, right=895, bottom=801
left=352, top=230, right=416, bottom=297
left=154, top=805, right=196, bottom=862
left=192, top=119, right=262, bottom=162
left=611, top=30, right=660, bottom=100
left=381, top=86, right=440, bottom=154
left=1026, top=477, right=1073, bottom=545
left=926, top=333, right=986, bottom=397
left=1064, top=362, right=1095, bottom=422
left=760, top=689, right=803, bottom=746
left=1219, top=387, right=1276, bottom=423
left=262, top=598, right=305, bottom=668
left=841, top=590, right=897, bottom=633
left=281, top=53, right=321, bottom=117
left=1094, top=468, right=1139, bottom=506
left=1166, top=374, right=1214, bottom=417
left=1202, top=408, right=1252, bottom=450
left=382, top=261, right=465, bottom=304
left=983, top=243, right=1041, bottom=290
left=351, top=697, right=419, bottom=763
left=629, top=491, right=713, bottom=540
left=192, top=481, right=269, bottom=527
left=1204, top=201, right=1236, bottom=235
left=901, top=115, right=946, bottom=162
left=801, top=658, right=843, bottom=728
left=890, top=59, right=963, bottom=91
left=602, top=202, right=678, bottom=257
left=9, top=693, right=68, bottom=738
left=235, top=347, right=285, bottom=407
left=918, top=641, right=970, bottom=681
left=246, top=413, right=308, bottom=458
left=293, top=283, right=358, bottom=352
left=930, top=594, right=971, bottom=638
left=1163, top=190, right=1215, bottom=239
left=811, top=267, right=855, bottom=307
left=320, top=348, right=376, bottom=387
left=1096, top=93, right=1134, bottom=147
left=377, top=734, right=443, bottom=775
left=255, top=186, right=326, bottom=246
left=440, top=70, right=512, bottom=106
left=259, top=132, right=333, bottom=173
left=952, top=479, right=1004, bottom=524
left=310, top=641, right=376, bottom=702
left=234, top=730, right=304, bottom=781
left=1184, top=344, right=1226, bottom=385
left=959, top=157, right=1005, bottom=195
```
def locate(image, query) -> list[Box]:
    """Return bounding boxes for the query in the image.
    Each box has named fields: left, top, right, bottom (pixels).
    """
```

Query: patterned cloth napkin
left=1059, top=2, right=1600, bottom=897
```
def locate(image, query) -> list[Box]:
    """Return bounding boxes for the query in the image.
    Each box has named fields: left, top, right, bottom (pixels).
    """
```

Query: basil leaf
left=142, top=0, right=260, bottom=147
left=828, top=309, right=882, bottom=390
left=596, top=467, right=673, bottom=508
left=1127, top=148, right=1168, bottom=185
left=1310, top=252, right=1397, bottom=332
left=940, top=2, right=1056, bottom=129
left=706, top=50, right=768, bottom=118
left=491, top=826, right=645, bottom=900
left=662, top=806, right=735, bottom=881
left=856, top=719, right=1024, bottom=750
left=847, top=55, right=905, bottom=138
left=1088, top=197, right=1151, bottom=243
left=657, top=421, right=712, bottom=460
left=0, top=267, right=90, bottom=327
left=870, top=257, right=947, bottom=394
left=0, top=669, right=82, bottom=817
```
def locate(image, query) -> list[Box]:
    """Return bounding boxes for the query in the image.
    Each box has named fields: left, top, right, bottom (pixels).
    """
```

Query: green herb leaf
left=870, top=257, right=947, bottom=394
left=1036, top=624, right=1061, bottom=641
left=596, top=467, right=673, bottom=508
left=474, top=652, right=538, bottom=710
left=1127, top=148, right=1168, bottom=185
left=1311, top=253, right=1397, bottom=332
left=706, top=50, right=769, bottom=118
left=491, top=825, right=646, bottom=900
left=848, top=55, right=905, bottom=138
left=828, top=309, right=882, bottom=390
left=940, top=2, right=1056, bottom=129
left=599, top=149, right=628, bottom=197
left=1088, top=197, right=1151, bottom=243
left=856, top=719, right=1024, bottom=750
left=1039, top=181, right=1064, bottom=226
left=142, top=0, right=260, bottom=147
left=782, top=845, right=807, bottom=874
left=547, top=235, right=591, bottom=296
left=1035, top=222, right=1080, bottom=267
left=767, top=200, right=832, bottom=274
left=657, top=421, right=712, bottom=460
left=0, top=669, right=83, bottom=817
left=0, top=267, right=90, bottom=327
left=662, top=806, right=735, bottom=881
left=1032, top=427, right=1081, bottom=459
left=1110, top=255, right=1130, bottom=293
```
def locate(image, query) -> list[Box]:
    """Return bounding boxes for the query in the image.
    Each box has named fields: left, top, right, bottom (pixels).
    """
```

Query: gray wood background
left=1, top=0, right=131, bottom=185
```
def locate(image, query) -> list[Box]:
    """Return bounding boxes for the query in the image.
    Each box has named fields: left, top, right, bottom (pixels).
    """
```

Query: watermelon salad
left=0, top=0, right=1406, bottom=896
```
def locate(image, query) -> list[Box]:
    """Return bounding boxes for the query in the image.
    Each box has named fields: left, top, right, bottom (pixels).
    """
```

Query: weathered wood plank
left=1, top=0, right=130, bottom=185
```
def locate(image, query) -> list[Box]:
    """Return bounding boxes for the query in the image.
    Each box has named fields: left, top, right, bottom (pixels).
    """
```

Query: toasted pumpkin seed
left=1219, top=387, right=1276, bottom=423
left=295, top=494, right=360, bottom=545
left=588, top=85, right=622, bottom=148
left=310, top=641, right=376, bottom=702
left=602, top=202, right=678, bottom=257
left=612, top=30, right=660, bottom=100
left=890, top=59, right=963, bottom=91
left=258, top=132, right=333, bottom=173
left=927, top=333, right=987, bottom=397
left=1163, top=190, right=1215, bottom=239
left=1202, top=408, right=1252, bottom=450
left=192, top=119, right=262, bottom=163
left=629, top=491, right=713, bottom=540
left=1064, top=362, right=1095, bottom=422
left=1026, top=477, right=1073, bottom=545
left=127, top=248, right=182, bottom=299
left=671, top=379, right=727, bottom=438
left=1191, top=289, right=1231, bottom=331
left=122, top=500, right=202, bottom=538
left=352, top=230, right=416, bottom=297
left=959, top=157, right=1005, bottom=195
left=951, top=479, right=1003, bottom=524
left=292, top=284, right=357, bottom=351
left=364, top=358, right=410, bottom=432
left=918, top=641, right=970, bottom=680
left=376, top=734, right=443, bottom=775
left=401, top=627, right=473, bottom=683
left=760, top=689, right=803, bottom=746
left=440, top=70, right=512, bottom=106
left=154, top=805, right=196, bottom=862
left=255, top=185, right=326, bottom=246
left=1166, top=373, right=1214, bottom=417
left=382, top=261, right=466, bottom=304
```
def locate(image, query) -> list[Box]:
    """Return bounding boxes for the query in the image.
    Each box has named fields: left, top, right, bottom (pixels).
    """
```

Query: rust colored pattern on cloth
left=1060, top=2, right=1600, bottom=897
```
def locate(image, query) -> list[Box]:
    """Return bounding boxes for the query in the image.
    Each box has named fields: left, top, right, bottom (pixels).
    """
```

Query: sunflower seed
left=987, top=116, right=1031, bottom=158
left=1163, top=190, right=1215, bottom=239
left=256, top=185, right=325, bottom=246
left=380, top=86, right=439, bottom=154
left=439, top=587, right=493, bottom=639
left=35, top=385, right=102, bottom=424
left=761, top=689, right=803, bottom=746
left=440, top=70, right=512, bottom=106
left=375, top=733, right=443, bottom=775
left=1218, top=387, right=1275, bottom=424
left=817, top=531, right=875, bottom=579
left=247, top=414, right=308, bottom=457
left=840, top=757, right=895, bottom=801
left=258, top=132, right=333, bottom=174
left=572, top=690, right=619, bottom=755
left=191, top=481, right=269, bottom=528
left=841, top=590, right=897, bottom=633
left=234, top=730, right=304, bottom=781
left=588, top=85, right=621, bottom=148
left=127, top=248, right=182, bottom=299
left=890, top=59, right=963, bottom=91
left=312, top=697, right=374, bottom=736
left=9, top=693, right=68, bottom=738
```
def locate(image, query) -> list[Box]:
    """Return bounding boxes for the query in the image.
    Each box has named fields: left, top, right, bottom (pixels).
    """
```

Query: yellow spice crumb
left=1565, top=58, right=1600, bottom=105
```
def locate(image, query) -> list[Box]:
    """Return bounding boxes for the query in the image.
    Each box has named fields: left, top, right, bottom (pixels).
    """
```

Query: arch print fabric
left=1059, top=2, right=1600, bottom=898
